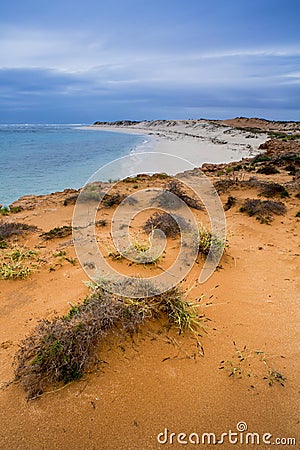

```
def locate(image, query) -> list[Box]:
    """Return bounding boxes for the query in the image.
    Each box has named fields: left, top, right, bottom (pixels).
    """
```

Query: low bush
left=14, top=282, right=203, bottom=399
left=63, top=194, right=78, bottom=206
left=258, top=182, right=289, bottom=198
left=40, top=226, right=72, bottom=240
left=10, top=206, right=22, bottom=213
left=0, top=206, right=23, bottom=215
left=240, top=198, right=287, bottom=223
left=143, top=212, right=190, bottom=237
left=214, top=179, right=236, bottom=193
left=256, top=165, right=280, bottom=175
left=166, top=180, right=203, bottom=210
left=103, top=192, right=126, bottom=207
left=224, top=196, right=236, bottom=211
left=154, top=191, right=183, bottom=210
left=251, top=155, right=271, bottom=164
left=0, top=222, right=37, bottom=239
left=95, top=219, right=107, bottom=227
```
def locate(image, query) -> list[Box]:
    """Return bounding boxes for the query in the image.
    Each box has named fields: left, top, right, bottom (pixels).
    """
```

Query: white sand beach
left=91, top=119, right=268, bottom=171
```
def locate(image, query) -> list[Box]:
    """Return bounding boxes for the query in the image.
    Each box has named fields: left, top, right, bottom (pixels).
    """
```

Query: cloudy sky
left=0, top=0, right=299, bottom=123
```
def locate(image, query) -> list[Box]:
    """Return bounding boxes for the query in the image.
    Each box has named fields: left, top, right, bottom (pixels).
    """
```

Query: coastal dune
left=0, top=118, right=299, bottom=449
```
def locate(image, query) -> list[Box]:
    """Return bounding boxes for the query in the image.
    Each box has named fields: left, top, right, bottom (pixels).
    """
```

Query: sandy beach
left=0, top=118, right=299, bottom=449
left=91, top=119, right=269, bottom=169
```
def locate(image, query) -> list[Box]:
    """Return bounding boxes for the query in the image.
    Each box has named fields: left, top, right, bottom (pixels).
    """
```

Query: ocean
left=0, top=124, right=151, bottom=206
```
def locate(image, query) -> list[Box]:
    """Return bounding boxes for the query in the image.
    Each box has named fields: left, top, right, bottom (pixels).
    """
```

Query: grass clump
left=40, top=226, right=72, bottom=240
left=296, top=211, right=300, bottom=218
left=0, top=247, right=37, bottom=280
left=240, top=198, right=287, bottom=224
left=0, top=206, right=23, bottom=215
left=123, top=239, right=161, bottom=265
left=258, top=182, right=289, bottom=199
left=193, top=225, right=226, bottom=260
left=214, top=179, right=236, bottom=193
left=53, top=250, right=76, bottom=266
left=14, top=283, right=203, bottom=399
left=143, top=212, right=190, bottom=237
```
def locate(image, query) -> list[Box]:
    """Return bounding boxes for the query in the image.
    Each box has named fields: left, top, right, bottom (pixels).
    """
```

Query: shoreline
left=2, top=120, right=269, bottom=207
left=1, top=132, right=299, bottom=448
left=90, top=120, right=268, bottom=170
left=4, top=117, right=300, bottom=207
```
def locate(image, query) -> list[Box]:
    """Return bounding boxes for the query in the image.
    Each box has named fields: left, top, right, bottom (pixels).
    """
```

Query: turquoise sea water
left=0, top=124, right=149, bottom=205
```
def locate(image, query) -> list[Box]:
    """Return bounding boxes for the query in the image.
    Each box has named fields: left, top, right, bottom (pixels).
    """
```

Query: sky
left=0, top=0, right=299, bottom=123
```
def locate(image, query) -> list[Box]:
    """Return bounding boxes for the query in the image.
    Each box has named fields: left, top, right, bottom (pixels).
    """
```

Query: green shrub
left=10, top=206, right=22, bottom=213
left=0, top=207, right=10, bottom=216
left=251, top=155, right=271, bottom=164
left=0, top=247, right=37, bottom=279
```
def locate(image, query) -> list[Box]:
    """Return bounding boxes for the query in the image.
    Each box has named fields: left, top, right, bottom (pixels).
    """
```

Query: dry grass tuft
left=0, top=222, right=37, bottom=239
left=224, top=196, right=236, bottom=211
left=40, top=226, right=72, bottom=240
left=14, top=282, right=203, bottom=399
left=240, top=198, right=287, bottom=224
left=258, top=182, right=289, bottom=199
left=167, top=180, right=203, bottom=210
left=143, top=212, right=190, bottom=237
